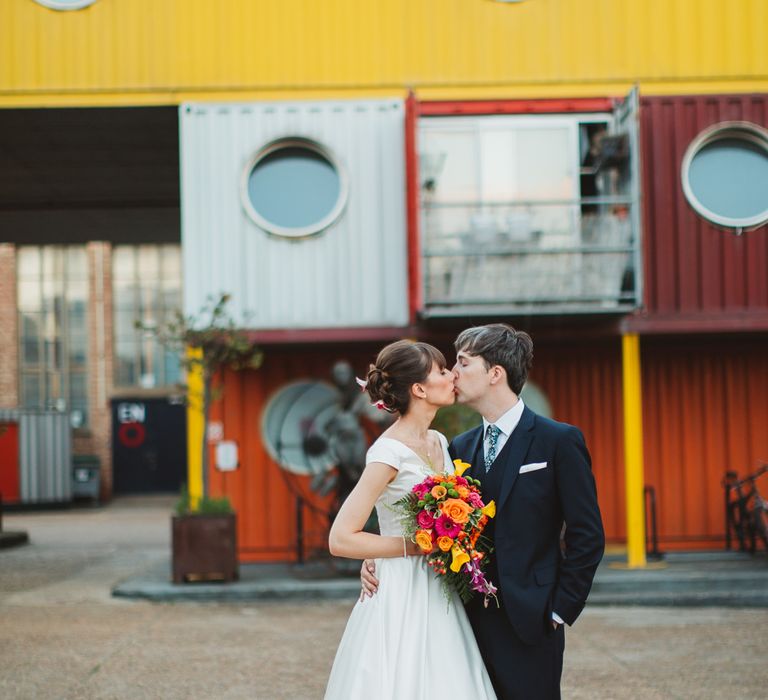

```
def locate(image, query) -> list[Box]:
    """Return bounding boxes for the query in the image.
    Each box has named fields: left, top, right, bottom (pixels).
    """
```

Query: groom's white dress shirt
left=482, top=398, right=565, bottom=627
left=482, top=398, right=525, bottom=461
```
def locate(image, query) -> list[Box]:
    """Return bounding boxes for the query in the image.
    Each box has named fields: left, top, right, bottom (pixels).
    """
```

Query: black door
left=112, top=397, right=187, bottom=494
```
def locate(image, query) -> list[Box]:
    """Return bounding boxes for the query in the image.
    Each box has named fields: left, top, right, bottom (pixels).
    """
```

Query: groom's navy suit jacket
left=449, top=406, right=604, bottom=646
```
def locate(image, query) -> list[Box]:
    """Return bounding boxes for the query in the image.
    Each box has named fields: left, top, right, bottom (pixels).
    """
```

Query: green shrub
left=175, top=487, right=233, bottom=516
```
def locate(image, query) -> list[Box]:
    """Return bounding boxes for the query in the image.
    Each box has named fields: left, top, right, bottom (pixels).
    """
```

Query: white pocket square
left=519, top=461, right=548, bottom=474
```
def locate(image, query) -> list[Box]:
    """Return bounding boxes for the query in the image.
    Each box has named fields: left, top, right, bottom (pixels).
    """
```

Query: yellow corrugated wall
left=1, top=0, right=766, bottom=106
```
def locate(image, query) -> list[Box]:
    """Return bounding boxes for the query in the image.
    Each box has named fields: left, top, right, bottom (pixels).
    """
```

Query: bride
left=325, top=340, right=496, bottom=699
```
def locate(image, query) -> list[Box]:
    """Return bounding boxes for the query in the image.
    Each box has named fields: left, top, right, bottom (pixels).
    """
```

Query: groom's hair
left=454, top=324, right=533, bottom=395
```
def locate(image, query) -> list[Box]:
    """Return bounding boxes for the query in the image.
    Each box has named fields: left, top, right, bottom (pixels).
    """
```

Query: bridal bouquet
left=393, top=459, right=498, bottom=606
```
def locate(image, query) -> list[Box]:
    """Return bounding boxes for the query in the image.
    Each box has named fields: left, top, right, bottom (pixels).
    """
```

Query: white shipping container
left=180, top=99, right=408, bottom=329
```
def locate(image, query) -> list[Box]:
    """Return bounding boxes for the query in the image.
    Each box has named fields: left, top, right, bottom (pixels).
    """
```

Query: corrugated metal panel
left=532, top=342, right=626, bottom=542
left=0, top=409, right=72, bottom=504
left=641, top=337, right=768, bottom=549
left=2, top=1, right=767, bottom=102
left=180, top=99, right=408, bottom=329
left=207, top=345, right=385, bottom=563
left=535, top=337, right=768, bottom=549
left=640, top=94, right=768, bottom=319
left=209, top=340, right=631, bottom=559
left=210, top=336, right=768, bottom=558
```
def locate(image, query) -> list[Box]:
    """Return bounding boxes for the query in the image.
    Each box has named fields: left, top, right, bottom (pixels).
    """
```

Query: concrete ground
left=1, top=497, right=766, bottom=700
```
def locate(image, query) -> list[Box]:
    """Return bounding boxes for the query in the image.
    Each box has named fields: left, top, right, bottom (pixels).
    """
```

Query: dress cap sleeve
left=365, top=439, right=401, bottom=471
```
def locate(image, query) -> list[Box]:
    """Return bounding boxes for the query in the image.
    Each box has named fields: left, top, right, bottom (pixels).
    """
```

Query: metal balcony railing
left=420, top=198, right=640, bottom=317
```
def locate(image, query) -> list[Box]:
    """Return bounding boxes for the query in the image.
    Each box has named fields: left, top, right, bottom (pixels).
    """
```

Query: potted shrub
left=137, top=293, right=263, bottom=583
left=171, top=489, right=238, bottom=583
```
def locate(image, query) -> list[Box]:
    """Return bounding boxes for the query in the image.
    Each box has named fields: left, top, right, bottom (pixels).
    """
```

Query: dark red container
left=0, top=422, right=20, bottom=504
left=638, top=93, right=768, bottom=331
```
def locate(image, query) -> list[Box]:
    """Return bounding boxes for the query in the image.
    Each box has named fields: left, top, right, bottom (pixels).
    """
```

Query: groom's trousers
left=466, top=598, right=565, bottom=700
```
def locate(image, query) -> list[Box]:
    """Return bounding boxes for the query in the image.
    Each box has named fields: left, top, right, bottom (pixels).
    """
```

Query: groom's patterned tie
left=485, top=424, right=501, bottom=472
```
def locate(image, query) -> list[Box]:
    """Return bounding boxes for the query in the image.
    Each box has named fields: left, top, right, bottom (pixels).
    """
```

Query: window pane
left=22, top=338, right=41, bottom=366
left=161, top=245, right=181, bottom=279
left=688, top=138, right=768, bottom=220
left=67, top=279, right=88, bottom=305
left=161, top=287, right=181, bottom=313
left=68, top=304, right=87, bottom=335
left=17, top=245, right=89, bottom=425
left=115, top=339, right=137, bottom=386
left=41, top=279, right=60, bottom=315
left=20, top=312, right=42, bottom=341
left=45, top=338, right=62, bottom=371
left=138, top=246, right=160, bottom=280
left=41, top=247, right=59, bottom=280
left=138, top=284, right=161, bottom=321
left=69, top=372, right=87, bottom=404
left=45, top=372, right=63, bottom=404
left=66, top=248, right=88, bottom=280
left=113, top=278, right=137, bottom=310
left=479, top=129, right=518, bottom=200
left=68, top=333, right=87, bottom=367
left=112, top=247, right=135, bottom=281
left=115, top=308, right=139, bottom=339
left=246, top=145, right=342, bottom=230
left=18, top=280, right=42, bottom=312
left=514, top=127, right=574, bottom=199
left=17, top=248, right=40, bottom=279
left=112, top=244, right=182, bottom=388
left=164, top=349, right=182, bottom=385
left=21, top=373, right=42, bottom=407
left=421, top=129, right=478, bottom=202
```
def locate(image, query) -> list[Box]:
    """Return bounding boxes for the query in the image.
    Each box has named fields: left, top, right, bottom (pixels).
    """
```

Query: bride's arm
left=329, top=461, right=420, bottom=560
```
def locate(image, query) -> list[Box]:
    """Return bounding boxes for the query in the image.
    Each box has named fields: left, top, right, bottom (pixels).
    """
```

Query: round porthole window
left=33, top=0, right=97, bottom=9
left=681, top=121, right=768, bottom=232
left=241, top=138, right=348, bottom=239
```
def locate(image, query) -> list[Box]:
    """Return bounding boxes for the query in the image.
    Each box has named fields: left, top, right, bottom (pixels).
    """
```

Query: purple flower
left=464, top=559, right=498, bottom=607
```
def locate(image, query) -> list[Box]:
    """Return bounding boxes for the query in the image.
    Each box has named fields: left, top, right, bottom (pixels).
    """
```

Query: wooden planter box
left=171, top=513, right=239, bottom=584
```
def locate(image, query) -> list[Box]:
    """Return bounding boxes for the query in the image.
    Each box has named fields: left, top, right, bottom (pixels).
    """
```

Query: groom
left=362, top=324, right=604, bottom=699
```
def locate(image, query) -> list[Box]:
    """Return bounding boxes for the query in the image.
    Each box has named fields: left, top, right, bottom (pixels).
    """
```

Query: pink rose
left=467, top=491, right=483, bottom=508
left=416, top=510, right=434, bottom=529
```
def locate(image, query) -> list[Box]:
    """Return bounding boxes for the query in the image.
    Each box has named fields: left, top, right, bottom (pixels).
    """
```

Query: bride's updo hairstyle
left=366, top=340, right=447, bottom=415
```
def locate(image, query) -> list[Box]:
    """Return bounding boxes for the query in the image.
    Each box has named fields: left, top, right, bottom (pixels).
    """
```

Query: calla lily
left=453, top=459, right=471, bottom=477
left=481, top=500, right=496, bottom=518
left=450, top=543, right=470, bottom=572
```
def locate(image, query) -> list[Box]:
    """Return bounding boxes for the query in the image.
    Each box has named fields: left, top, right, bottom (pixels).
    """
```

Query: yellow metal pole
left=186, top=346, right=204, bottom=511
left=622, top=333, right=647, bottom=568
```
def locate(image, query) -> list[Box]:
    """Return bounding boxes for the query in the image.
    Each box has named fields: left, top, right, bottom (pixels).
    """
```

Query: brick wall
left=72, top=241, right=115, bottom=499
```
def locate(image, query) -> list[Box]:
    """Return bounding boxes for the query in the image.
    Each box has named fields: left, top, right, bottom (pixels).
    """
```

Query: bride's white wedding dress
left=325, top=433, right=497, bottom=699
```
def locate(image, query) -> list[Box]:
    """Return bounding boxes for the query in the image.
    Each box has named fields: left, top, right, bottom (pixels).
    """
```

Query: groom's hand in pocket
left=359, top=559, right=379, bottom=600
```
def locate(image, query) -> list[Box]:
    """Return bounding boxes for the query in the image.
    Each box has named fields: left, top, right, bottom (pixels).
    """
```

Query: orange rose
left=440, top=498, right=474, bottom=524
left=431, top=485, right=447, bottom=500
left=414, top=529, right=434, bottom=553
left=437, top=536, right=454, bottom=552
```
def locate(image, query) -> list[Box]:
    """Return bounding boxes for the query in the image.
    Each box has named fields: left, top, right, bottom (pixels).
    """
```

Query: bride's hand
left=359, top=559, right=379, bottom=601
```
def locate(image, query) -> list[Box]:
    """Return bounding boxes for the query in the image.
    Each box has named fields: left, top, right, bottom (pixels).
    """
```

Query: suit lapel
left=464, top=426, right=485, bottom=480
left=498, top=406, right=535, bottom=508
